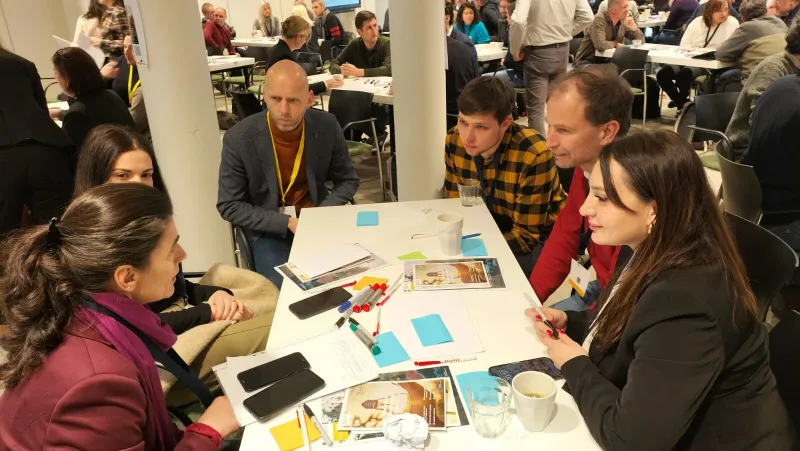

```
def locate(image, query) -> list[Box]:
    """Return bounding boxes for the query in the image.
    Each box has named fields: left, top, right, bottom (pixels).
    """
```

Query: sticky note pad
left=462, top=238, right=488, bottom=257
left=332, top=422, right=349, bottom=441
left=357, top=211, right=379, bottom=227
left=269, top=414, right=321, bottom=451
left=411, top=314, right=454, bottom=347
left=353, top=276, right=389, bottom=291
left=373, top=332, right=411, bottom=367
left=398, top=251, right=427, bottom=261
left=456, top=371, right=499, bottom=414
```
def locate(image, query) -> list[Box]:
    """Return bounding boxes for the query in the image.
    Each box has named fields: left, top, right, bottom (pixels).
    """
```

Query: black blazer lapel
left=303, top=111, right=320, bottom=206
left=256, top=118, right=281, bottom=206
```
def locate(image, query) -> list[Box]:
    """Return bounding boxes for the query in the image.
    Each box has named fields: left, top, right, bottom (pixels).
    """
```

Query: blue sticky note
left=410, top=314, right=454, bottom=347
left=462, top=238, right=488, bottom=257
left=373, top=332, right=410, bottom=368
left=456, top=371, right=499, bottom=414
left=357, top=211, right=379, bottom=227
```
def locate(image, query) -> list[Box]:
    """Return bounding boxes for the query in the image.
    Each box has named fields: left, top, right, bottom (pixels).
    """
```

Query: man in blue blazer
left=217, top=60, right=359, bottom=287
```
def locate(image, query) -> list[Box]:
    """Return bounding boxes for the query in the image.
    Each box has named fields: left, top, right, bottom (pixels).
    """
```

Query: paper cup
left=437, top=212, right=463, bottom=256
left=511, top=371, right=557, bottom=432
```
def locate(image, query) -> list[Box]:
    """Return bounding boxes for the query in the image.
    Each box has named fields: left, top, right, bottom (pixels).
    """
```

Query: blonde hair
left=282, top=15, right=312, bottom=38
left=292, top=4, right=314, bottom=25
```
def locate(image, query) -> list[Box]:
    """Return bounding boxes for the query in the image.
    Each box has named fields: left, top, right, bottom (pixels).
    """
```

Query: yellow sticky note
left=332, top=421, right=349, bottom=441
left=269, top=415, right=321, bottom=451
left=353, top=276, right=389, bottom=291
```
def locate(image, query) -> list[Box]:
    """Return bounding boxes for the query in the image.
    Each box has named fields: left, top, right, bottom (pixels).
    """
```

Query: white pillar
left=390, top=0, right=446, bottom=201
left=135, top=0, right=235, bottom=271
left=0, top=0, right=70, bottom=74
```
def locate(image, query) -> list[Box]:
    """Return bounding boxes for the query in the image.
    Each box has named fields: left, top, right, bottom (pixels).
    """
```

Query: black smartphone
left=489, top=357, right=563, bottom=383
left=242, top=369, right=326, bottom=421
left=237, top=352, right=310, bottom=392
left=288, top=286, right=352, bottom=319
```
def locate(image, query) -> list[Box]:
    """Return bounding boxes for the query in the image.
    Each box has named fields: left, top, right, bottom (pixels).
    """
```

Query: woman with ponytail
left=0, top=183, right=239, bottom=450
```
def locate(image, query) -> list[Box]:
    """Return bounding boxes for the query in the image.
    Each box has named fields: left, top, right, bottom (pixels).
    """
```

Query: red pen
left=414, top=357, right=478, bottom=367
left=373, top=306, right=382, bottom=336
left=377, top=274, right=403, bottom=306
left=353, top=284, right=380, bottom=313
left=340, top=280, right=357, bottom=288
left=295, top=408, right=301, bottom=428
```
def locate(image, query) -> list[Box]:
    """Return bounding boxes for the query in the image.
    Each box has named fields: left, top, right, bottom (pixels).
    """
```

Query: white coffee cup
left=643, top=8, right=651, bottom=17
left=658, top=11, right=666, bottom=19
left=437, top=212, right=464, bottom=256
left=511, top=371, right=557, bottom=432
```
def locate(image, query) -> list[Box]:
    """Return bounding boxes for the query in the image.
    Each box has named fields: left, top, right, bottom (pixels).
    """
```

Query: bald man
left=217, top=60, right=359, bottom=287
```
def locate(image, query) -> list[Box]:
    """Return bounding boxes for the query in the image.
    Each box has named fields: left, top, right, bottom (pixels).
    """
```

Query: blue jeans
left=484, top=69, right=525, bottom=89
left=550, top=279, right=601, bottom=312
left=251, top=233, right=293, bottom=289
left=768, top=220, right=800, bottom=287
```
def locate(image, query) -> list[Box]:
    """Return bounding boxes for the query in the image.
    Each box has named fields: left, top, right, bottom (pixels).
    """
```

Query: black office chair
left=232, top=225, right=255, bottom=271
left=717, top=150, right=763, bottom=223
left=687, top=92, right=740, bottom=144
left=769, top=309, right=800, bottom=435
left=568, top=37, right=582, bottom=65
left=611, top=47, right=650, bottom=126
left=328, top=89, right=387, bottom=201
left=725, top=211, right=799, bottom=320
left=206, top=46, right=224, bottom=56
left=229, top=91, right=264, bottom=121
left=319, top=40, right=334, bottom=64
left=297, top=60, right=319, bottom=76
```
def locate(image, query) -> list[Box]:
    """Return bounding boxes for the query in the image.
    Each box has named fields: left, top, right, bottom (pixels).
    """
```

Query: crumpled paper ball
left=382, top=413, right=429, bottom=449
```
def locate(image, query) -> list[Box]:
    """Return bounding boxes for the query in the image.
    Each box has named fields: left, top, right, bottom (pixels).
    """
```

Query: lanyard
left=267, top=112, right=306, bottom=204
left=703, top=25, right=720, bottom=48
left=127, top=65, right=140, bottom=105
left=474, top=151, right=502, bottom=211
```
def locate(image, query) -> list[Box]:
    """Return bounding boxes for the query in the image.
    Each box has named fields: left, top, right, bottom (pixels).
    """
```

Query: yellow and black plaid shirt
left=444, top=123, right=566, bottom=255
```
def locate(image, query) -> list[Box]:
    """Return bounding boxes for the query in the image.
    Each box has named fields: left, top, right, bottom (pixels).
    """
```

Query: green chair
left=611, top=47, right=650, bottom=127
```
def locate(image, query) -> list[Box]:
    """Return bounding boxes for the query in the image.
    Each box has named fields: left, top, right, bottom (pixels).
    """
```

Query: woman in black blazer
left=0, top=46, right=74, bottom=235
left=266, top=16, right=342, bottom=95
left=530, top=130, right=796, bottom=450
left=51, top=47, right=133, bottom=151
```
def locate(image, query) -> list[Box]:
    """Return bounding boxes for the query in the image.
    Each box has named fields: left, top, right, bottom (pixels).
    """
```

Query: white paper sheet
left=213, top=327, right=380, bottom=427
left=382, top=292, right=485, bottom=360
left=291, top=244, right=372, bottom=279
left=53, top=34, right=104, bottom=69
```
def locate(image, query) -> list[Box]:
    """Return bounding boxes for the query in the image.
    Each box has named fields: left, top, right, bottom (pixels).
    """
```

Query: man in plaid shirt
left=444, top=77, right=565, bottom=275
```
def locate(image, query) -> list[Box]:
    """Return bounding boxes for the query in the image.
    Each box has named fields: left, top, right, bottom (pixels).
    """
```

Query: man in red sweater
left=529, top=65, right=633, bottom=311
left=204, top=7, right=237, bottom=55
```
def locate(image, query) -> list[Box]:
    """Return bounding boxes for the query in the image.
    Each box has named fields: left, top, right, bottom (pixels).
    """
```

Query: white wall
left=374, top=0, right=388, bottom=27
left=0, top=0, right=70, bottom=75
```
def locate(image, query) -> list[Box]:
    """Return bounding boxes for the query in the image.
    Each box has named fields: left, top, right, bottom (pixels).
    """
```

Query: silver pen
left=524, top=292, right=559, bottom=339
left=303, top=403, right=333, bottom=446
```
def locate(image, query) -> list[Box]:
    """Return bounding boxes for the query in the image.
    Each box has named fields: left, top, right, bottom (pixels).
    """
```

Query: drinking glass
left=467, top=377, right=511, bottom=438
left=458, top=178, right=482, bottom=207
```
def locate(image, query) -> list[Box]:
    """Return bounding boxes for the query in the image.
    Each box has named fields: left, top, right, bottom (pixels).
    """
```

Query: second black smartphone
left=237, top=352, right=310, bottom=392
left=288, top=286, right=352, bottom=319
left=243, top=369, right=326, bottom=421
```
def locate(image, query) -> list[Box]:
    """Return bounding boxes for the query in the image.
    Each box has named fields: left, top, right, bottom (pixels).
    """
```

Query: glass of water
left=458, top=178, right=482, bottom=207
left=467, top=377, right=511, bottom=438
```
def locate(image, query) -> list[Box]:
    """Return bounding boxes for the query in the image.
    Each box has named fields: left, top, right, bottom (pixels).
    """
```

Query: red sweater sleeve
left=204, top=22, right=218, bottom=48
left=529, top=168, right=585, bottom=302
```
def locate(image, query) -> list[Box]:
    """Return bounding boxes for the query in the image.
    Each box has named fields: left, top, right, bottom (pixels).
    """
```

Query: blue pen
left=337, top=301, right=352, bottom=313
left=462, top=233, right=482, bottom=240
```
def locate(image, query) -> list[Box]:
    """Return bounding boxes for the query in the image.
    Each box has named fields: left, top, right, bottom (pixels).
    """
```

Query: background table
left=232, top=37, right=325, bottom=48
left=207, top=56, right=256, bottom=73
left=637, top=17, right=667, bottom=28
left=597, top=43, right=733, bottom=70
left=476, top=44, right=506, bottom=63
left=308, top=73, right=394, bottom=105
left=240, top=199, right=601, bottom=451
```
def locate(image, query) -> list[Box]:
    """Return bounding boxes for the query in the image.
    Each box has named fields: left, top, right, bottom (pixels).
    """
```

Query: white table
left=207, top=56, right=256, bottom=72
left=47, top=101, right=68, bottom=127
left=636, top=17, right=667, bottom=28
left=597, top=43, right=734, bottom=70
left=240, top=199, right=601, bottom=451
left=476, top=44, right=507, bottom=63
left=232, top=37, right=325, bottom=48
left=308, top=73, right=394, bottom=105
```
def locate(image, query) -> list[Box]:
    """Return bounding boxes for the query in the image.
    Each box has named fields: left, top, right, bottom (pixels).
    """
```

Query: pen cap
left=337, top=301, right=352, bottom=313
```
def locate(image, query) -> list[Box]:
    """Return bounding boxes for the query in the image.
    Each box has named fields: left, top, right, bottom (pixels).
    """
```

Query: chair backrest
left=725, top=211, right=798, bottom=320
left=569, top=37, right=582, bottom=59
left=610, top=47, right=649, bottom=72
left=206, top=46, right=224, bottom=56
left=769, top=309, right=800, bottom=432
left=297, top=60, right=318, bottom=76
left=233, top=225, right=255, bottom=271
left=717, top=150, right=763, bottom=223
left=328, top=89, right=375, bottom=132
left=694, top=92, right=740, bottom=134
left=230, top=92, right=264, bottom=121
left=319, top=40, right=334, bottom=63
left=675, top=101, right=697, bottom=141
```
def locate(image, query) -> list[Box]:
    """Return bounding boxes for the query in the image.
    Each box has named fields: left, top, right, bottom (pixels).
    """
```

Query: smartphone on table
left=489, top=357, right=563, bottom=383
left=288, top=286, right=352, bottom=319
left=237, top=352, right=310, bottom=392
left=243, top=369, right=326, bottom=421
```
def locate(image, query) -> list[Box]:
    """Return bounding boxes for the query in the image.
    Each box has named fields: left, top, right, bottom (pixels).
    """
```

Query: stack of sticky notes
left=269, top=415, right=320, bottom=451
left=411, top=314, right=454, bottom=346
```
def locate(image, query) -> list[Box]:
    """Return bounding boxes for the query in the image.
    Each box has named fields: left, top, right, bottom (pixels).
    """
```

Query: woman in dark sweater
left=267, top=15, right=343, bottom=94
left=73, top=125, right=272, bottom=403
left=665, top=0, right=700, bottom=30
left=529, top=130, right=795, bottom=450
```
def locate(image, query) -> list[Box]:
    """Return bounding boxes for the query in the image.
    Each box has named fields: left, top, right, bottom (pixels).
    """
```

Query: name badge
left=568, top=259, right=591, bottom=297
left=280, top=205, right=297, bottom=219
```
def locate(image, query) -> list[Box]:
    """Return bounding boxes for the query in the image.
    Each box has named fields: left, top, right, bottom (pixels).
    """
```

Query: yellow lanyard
left=127, top=66, right=141, bottom=105
left=267, top=112, right=306, bottom=204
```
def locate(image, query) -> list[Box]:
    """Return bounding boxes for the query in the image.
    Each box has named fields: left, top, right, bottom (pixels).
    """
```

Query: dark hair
left=702, top=0, right=728, bottom=27
left=355, top=10, right=377, bottom=29
left=592, top=129, right=758, bottom=348
left=457, top=2, right=483, bottom=28
left=52, top=47, right=105, bottom=97
left=0, top=183, right=173, bottom=389
left=446, top=3, right=455, bottom=26
left=74, top=125, right=169, bottom=198
left=786, top=16, right=800, bottom=54
left=739, top=0, right=767, bottom=21
left=83, top=0, right=106, bottom=20
left=457, top=76, right=515, bottom=124
left=549, top=64, right=634, bottom=136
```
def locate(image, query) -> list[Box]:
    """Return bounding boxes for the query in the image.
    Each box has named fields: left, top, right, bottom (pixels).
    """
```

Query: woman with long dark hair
left=74, top=125, right=274, bottom=406
left=455, top=2, right=491, bottom=44
left=71, top=0, right=106, bottom=48
left=0, top=184, right=239, bottom=449
left=529, top=129, right=795, bottom=450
